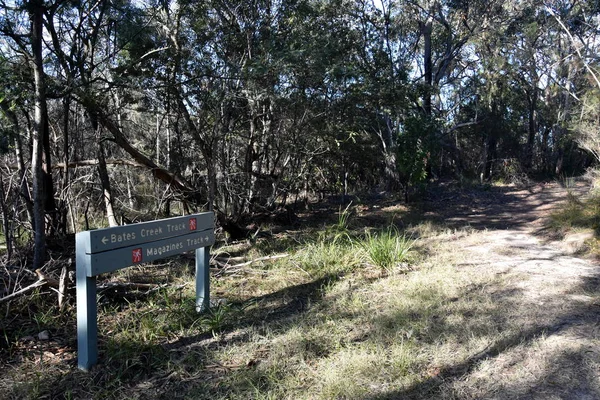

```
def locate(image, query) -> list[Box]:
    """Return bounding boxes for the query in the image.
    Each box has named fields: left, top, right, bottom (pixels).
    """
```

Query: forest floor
left=405, top=179, right=600, bottom=399
left=2, top=179, right=600, bottom=399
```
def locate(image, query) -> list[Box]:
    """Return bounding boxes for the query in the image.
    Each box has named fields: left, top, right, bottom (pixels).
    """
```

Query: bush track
left=410, top=180, right=600, bottom=400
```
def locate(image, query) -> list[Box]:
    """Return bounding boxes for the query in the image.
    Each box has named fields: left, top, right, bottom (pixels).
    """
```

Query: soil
left=416, top=180, right=600, bottom=400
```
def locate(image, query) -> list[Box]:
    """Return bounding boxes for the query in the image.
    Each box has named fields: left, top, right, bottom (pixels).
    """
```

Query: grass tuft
left=360, top=226, right=415, bottom=272
left=549, top=192, right=600, bottom=234
left=295, top=238, right=362, bottom=277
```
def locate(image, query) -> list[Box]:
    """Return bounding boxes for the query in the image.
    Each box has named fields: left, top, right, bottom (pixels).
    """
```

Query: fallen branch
left=227, top=253, right=289, bottom=269
left=214, top=255, right=245, bottom=264
left=97, top=282, right=164, bottom=291
left=35, top=268, right=59, bottom=289
left=214, top=253, right=289, bottom=276
left=0, top=279, right=47, bottom=304
left=58, top=266, right=67, bottom=311
left=217, top=267, right=270, bottom=276
left=97, top=282, right=187, bottom=294
left=212, top=258, right=229, bottom=268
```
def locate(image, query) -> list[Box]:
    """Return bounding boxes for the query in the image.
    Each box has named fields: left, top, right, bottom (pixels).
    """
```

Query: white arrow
left=102, top=236, right=109, bottom=245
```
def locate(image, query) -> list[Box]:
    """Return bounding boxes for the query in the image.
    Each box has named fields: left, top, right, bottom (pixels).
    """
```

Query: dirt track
left=422, top=181, right=600, bottom=399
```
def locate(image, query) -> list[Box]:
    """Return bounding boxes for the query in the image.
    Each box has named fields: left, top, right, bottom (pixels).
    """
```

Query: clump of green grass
left=549, top=192, right=600, bottom=233
left=296, top=239, right=362, bottom=276
left=320, top=203, right=354, bottom=245
left=361, top=226, right=414, bottom=272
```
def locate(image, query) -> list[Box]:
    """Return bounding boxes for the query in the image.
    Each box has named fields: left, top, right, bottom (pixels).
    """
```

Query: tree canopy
left=0, top=0, right=599, bottom=263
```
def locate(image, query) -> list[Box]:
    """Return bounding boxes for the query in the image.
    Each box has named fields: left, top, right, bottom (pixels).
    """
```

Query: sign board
left=76, top=212, right=215, bottom=370
left=81, top=213, right=213, bottom=255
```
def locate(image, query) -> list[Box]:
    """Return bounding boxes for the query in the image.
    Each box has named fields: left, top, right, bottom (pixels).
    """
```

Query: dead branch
left=35, top=268, right=59, bottom=288
left=215, top=255, right=245, bottom=263
left=217, top=267, right=270, bottom=276
left=4, top=159, right=146, bottom=170
left=97, top=282, right=186, bottom=296
left=97, top=282, right=165, bottom=291
left=212, top=258, right=229, bottom=268
left=0, top=279, right=47, bottom=304
left=227, top=253, right=289, bottom=269
left=214, top=253, right=289, bottom=276
left=58, top=265, right=67, bottom=311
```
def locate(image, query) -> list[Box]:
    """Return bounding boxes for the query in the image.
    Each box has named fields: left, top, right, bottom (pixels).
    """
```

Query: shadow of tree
left=418, top=181, right=585, bottom=231
left=5, top=181, right=600, bottom=400
left=365, top=256, right=600, bottom=399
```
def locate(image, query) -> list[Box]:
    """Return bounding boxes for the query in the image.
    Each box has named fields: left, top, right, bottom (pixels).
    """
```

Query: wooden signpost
left=76, top=212, right=215, bottom=370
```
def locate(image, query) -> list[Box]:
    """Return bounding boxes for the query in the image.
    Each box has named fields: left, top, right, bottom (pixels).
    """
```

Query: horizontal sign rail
left=82, top=212, right=213, bottom=254
left=80, top=229, right=214, bottom=276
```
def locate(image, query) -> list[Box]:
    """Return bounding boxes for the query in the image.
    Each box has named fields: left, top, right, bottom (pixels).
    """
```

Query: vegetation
left=0, top=0, right=598, bottom=253
left=0, top=204, right=525, bottom=399
left=1, top=0, right=600, bottom=398
left=361, top=226, right=414, bottom=272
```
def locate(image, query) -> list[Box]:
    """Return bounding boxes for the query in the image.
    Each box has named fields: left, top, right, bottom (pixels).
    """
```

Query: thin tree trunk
left=0, top=103, right=33, bottom=222
left=42, top=106, right=57, bottom=234
left=59, top=95, right=70, bottom=234
left=484, top=136, right=497, bottom=180
left=91, top=115, right=118, bottom=227
left=0, top=171, right=13, bottom=260
left=421, top=19, right=433, bottom=116
left=526, top=88, right=537, bottom=170
left=97, top=141, right=118, bottom=227
left=31, top=0, right=47, bottom=270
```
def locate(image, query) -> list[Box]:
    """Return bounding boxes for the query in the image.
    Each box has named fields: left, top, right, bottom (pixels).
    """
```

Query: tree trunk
left=30, top=0, right=47, bottom=270
left=91, top=115, right=118, bottom=227
left=59, top=96, right=70, bottom=234
left=484, top=136, right=497, bottom=181
left=526, top=88, right=537, bottom=170
left=0, top=103, right=33, bottom=223
left=42, top=105, right=57, bottom=233
left=0, top=171, right=13, bottom=260
left=421, top=19, right=433, bottom=116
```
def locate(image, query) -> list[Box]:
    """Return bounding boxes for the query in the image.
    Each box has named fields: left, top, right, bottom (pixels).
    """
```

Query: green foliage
left=199, top=302, right=235, bottom=335
left=396, top=114, right=438, bottom=188
left=322, top=203, right=354, bottom=244
left=361, top=226, right=414, bottom=272
left=297, top=239, right=361, bottom=276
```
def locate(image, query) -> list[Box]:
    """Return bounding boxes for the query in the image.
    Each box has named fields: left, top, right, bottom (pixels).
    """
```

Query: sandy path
left=424, top=181, right=600, bottom=399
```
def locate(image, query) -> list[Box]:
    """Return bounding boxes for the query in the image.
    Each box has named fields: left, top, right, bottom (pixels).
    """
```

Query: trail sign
left=76, top=212, right=215, bottom=370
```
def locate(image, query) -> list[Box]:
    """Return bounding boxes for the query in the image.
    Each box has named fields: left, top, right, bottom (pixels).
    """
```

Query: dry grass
left=0, top=227, right=514, bottom=399
left=2, top=186, right=600, bottom=399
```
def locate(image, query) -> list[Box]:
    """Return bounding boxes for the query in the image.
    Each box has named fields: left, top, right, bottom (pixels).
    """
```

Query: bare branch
left=546, top=4, right=600, bottom=90
left=0, top=279, right=46, bottom=304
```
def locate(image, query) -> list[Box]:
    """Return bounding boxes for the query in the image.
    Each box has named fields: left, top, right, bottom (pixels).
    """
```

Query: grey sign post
left=76, top=212, right=215, bottom=370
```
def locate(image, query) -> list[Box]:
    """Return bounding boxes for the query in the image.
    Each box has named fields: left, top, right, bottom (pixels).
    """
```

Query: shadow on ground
left=3, top=180, right=600, bottom=399
left=369, top=271, right=600, bottom=400
left=418, top=181, right=589, bottom=231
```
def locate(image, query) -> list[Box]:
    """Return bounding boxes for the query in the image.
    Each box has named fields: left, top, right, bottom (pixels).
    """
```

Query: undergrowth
left=361, top=226, right=414, bottom=272
left=550, top=192, right=600, bottom=234
left=0, top=205, right=530, bottom=400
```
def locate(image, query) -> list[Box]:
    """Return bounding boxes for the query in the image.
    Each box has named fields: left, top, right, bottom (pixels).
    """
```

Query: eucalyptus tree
left=545, top=0, right=600, bottom=168
left=0, top=0, right=59, bottom=268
